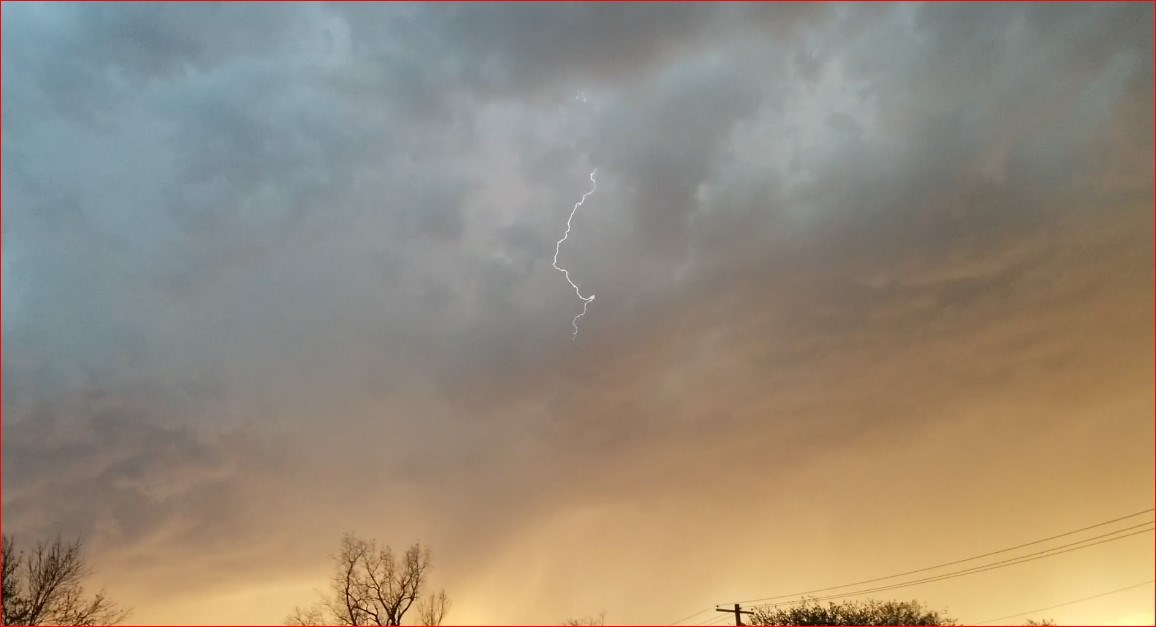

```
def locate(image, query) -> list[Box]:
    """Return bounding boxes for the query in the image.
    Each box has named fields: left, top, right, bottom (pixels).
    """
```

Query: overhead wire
left=669, top=607, right=715, bottom=626
left=745, top=524, right=1153, bottom=610
left=972, top=579, right=1155, bottom=625
left=696, top=612, right=733, bottom=626
left=726, top=508, right=1155, bottom=606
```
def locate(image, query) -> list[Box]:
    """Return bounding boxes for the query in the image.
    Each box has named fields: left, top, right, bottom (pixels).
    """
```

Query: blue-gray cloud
left=2, top=3, right=1152, bottom=623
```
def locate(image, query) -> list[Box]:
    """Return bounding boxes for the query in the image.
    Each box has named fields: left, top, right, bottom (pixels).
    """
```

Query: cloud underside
left=2, top=3, right=1152, bottom=624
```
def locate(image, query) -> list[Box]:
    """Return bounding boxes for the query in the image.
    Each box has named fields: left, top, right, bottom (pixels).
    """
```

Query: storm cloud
left=2, top=3, right=1152, bottom=625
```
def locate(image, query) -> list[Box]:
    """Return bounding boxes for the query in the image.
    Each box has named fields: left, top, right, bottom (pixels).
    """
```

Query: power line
left=744, top=525, right=1151, bottom=610
left=730, top=508, right=1155, bottom=606
left=972, top=580, right=1155, bottom=625
left=697, top=613, right=732, bottom=626
left=750, top=525, right=1153, bottom=609
left=669, top=607, right=714, bottom=626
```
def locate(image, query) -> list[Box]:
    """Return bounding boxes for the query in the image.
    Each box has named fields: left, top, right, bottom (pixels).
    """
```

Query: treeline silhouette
left=0, top=533, right=1058, bottom=626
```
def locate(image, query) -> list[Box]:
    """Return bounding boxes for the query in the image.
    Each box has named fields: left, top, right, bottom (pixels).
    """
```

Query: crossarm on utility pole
left=716, top=604, right=752, bottom=626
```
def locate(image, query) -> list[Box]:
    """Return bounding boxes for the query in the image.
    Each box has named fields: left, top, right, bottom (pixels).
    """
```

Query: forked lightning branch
left=552, top=169, right=598, bottom=340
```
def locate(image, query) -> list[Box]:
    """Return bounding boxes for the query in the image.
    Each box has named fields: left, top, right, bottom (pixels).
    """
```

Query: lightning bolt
left=553, top=169, right=597, bottom=340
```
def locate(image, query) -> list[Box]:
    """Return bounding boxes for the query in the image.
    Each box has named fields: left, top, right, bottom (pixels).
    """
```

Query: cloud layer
left=3, top=4, right=1152, bottom=624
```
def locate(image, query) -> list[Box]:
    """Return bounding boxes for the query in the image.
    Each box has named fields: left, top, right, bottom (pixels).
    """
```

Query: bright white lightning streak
left=553, top=169, right=597, bottom=340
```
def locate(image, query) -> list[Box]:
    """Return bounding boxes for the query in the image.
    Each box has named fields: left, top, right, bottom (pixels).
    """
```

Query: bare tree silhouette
left=1, top=534, right=129, bottom=626
left=562, top=611, right=606, bottom=626
left=416, top=590, right=451, bottom=627
left=286, top=534, right=450, bottom=626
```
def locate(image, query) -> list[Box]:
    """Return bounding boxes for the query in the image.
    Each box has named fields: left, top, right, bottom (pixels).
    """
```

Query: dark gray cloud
left=2, top=3, right=1152, bottom=624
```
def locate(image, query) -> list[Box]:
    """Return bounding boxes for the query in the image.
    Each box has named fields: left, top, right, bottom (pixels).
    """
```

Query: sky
left=1, top=2, right=1153, bottom=625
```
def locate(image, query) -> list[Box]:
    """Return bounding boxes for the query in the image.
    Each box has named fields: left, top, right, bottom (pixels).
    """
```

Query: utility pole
left=716, top=604, right=751, bottom=626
